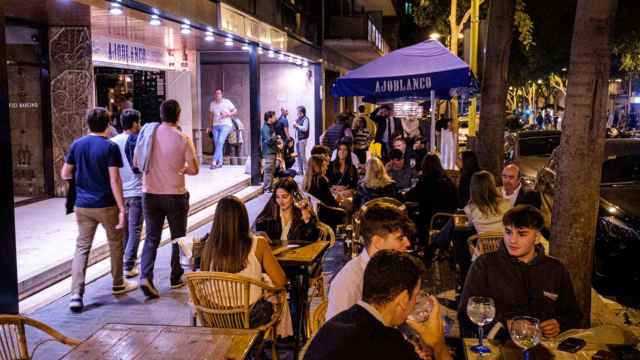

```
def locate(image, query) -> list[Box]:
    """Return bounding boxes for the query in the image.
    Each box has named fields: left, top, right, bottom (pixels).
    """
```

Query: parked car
left=536, top=138, right=640, bottom=307
left=505, top=130, right=561, bottom=180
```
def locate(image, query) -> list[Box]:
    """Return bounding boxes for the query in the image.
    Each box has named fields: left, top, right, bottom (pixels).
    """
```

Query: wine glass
left=466, top=296, right=496, bottom=353
left=510, top=316, right=541, bottom=360
left=408, top=292, right=433, bottom=322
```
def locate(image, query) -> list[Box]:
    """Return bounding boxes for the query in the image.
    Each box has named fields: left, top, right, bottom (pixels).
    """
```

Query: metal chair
left=317, top=201, right=347, bottom=231
left=300, top=300, right=328, bottom=360
left=467, top=231, right=504, bottom=260
left=428, top=211, right=467, bottom=245
left=309, top=223, right=334, bottom=301
left=0, top=314, right=81, bottom=360
left=185, top=272, right=286, bottom=360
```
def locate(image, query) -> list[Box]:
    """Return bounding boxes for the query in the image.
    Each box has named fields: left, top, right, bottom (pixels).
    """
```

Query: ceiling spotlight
left=303, top=60, right=309, bottom=67
left=537, top=79, right=543, bottom=84
left=615, top=78, right=622, bottom=83
left=149, top=14, right=161, bottom=26
left=268, top=50, right=275, bottom=58
left=295, top=58, right=302, bottom=65
left=257, top=47, right=264, bottom=54
left=278, top=53, right=285, bottom=60
left=561, top=67, right=567, bottom=72
left=224, top=39, right=234, bottom=47
left=241, top=44, right=249, bottom=50
left=288, top=56, right=295, bottom=63
left=181, top=24, right=191, bottom=35
left=109, top=3, right=123, bottom=15
left=458, top=33, right=464, bottom=39
left=205, top=32, right=214, bottom=41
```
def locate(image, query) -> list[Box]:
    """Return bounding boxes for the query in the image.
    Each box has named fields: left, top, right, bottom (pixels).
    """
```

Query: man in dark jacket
left=501, top=164, right=542, bottom=209
left=458, top=205, right=581, bottom=338
left=305, top=250, right=451, bottom=360
left=371, top=105, right=402, bottom=160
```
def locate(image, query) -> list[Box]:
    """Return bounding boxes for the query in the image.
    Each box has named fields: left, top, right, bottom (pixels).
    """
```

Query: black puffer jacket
left=458, top=244, right=582, bottom=336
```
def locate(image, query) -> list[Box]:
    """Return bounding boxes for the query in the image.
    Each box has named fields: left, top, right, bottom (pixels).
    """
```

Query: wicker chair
left=185, top=272, right=286, bottom=360
left=308, top=223, right=334, bottom=301
left=300, top=300, right=328, bottom=360
left=467, top=231, right=504, bottom=259
left=0, top=314, right=81, bottom=360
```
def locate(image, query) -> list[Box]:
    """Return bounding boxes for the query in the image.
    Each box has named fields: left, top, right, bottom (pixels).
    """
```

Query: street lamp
left=429, top=32, right=441, bottom=40
left=537, top=79, right=543, bottom=84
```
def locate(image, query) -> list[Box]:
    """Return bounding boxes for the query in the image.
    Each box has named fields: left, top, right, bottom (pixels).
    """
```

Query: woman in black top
left=303, top=154, right=339, bottom=207
left=326, top=139, right=359, bottom=189
left=404, top=154, right=459, bottom=244
left=458, top=150, right=481, bottom=206
left=353, top=157, right=398, bottom=208
left=254, top=178, right=319, bottom=244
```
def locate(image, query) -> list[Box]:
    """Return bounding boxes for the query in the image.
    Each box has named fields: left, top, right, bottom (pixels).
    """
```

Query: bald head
left=502, top=164, right=521, bottom=195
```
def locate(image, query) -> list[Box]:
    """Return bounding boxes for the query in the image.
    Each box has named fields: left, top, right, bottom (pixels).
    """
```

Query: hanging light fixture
left=109, top=2, right=123, bottom=15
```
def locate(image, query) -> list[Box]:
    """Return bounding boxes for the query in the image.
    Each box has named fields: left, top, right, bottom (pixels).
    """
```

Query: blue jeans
left=123, top=196, right=143, bottom=270
left=212, top=124, right=233, bottom=166
left=140, top=193, right=189, bottom=283
left=296, top=139, right=307, bottom=173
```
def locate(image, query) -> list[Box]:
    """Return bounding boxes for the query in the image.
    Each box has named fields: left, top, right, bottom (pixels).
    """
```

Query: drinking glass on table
left=510, top=316, right=541, bottom=360
left=466, top=296, right=496, bottom=354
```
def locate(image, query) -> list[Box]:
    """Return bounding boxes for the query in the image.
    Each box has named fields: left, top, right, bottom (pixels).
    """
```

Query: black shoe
left=170, top=277, right=185, bottom=289
left=140, top=278, right=160, bottom=299
left=69, top=294, right=83, bottom=313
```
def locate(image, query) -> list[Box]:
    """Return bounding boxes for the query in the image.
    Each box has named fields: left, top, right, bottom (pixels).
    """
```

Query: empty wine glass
left=510, top=316, right=541, bottom=360
left=466, top=296, right=496, bottom=354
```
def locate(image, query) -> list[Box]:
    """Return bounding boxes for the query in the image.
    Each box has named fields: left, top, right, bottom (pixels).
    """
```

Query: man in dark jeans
left=111, top=109, right=143, bottom=277
left=134, top=100, right=199, bottom=298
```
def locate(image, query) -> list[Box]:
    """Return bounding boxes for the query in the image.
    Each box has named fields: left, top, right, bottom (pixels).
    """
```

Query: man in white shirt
left=500, top=164, right=541, bottom=209
left=326, top=203, right=414, bottom=320
left=209, top=89, right=237, bottom=169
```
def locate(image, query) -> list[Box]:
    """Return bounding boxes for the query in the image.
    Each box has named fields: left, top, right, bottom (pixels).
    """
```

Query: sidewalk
left=16, top=166, right=249, bottom=296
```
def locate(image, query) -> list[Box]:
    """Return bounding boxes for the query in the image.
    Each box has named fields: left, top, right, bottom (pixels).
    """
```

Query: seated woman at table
left=353, top=157, right=398, bottom=208
left=326, top=138, right=359, bottom=190
left=303, top=155, right=339, bottom=208
left=254, top=178, right=320, bottom=244
left=201, top=195, right=293, bottom=336
left=464, top=170, right=511, bottom=234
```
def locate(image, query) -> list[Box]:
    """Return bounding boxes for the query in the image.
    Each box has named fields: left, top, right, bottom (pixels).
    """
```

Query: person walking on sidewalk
left=261, top=111, right=278, bottom=192
left=111, top=109, right=143, bottom=278
left=208, top=89, right=237, bottom=169
left=292, top=105, right=310, bottom=175
left=134, top=100, right=199, bottom=299
left=61, top=107, right=137, bottom=313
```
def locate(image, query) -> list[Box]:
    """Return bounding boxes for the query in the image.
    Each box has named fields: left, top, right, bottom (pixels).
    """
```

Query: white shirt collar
left=502, top=184, right=521, bottom=206
left=359, top=249, right=371, bottom=271
left=357, top=300, right=386, bottom=325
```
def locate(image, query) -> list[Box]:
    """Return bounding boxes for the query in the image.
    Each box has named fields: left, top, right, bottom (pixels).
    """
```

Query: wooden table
left=274, top=241, right=330, bottom=354
left=61, top=324, right=260, bottom=360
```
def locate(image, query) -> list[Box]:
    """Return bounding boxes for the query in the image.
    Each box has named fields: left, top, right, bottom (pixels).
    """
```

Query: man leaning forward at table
left=326, top=203, right=414, bottom=320
left=305, top=250, right=451, bottom=360
left=458, top=205, right=582, bottom=339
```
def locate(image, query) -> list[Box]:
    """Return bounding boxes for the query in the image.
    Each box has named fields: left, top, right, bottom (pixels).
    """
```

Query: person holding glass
left=458, top=205, right=581, bottom=341
left=253, top=177, right=319, bottom=245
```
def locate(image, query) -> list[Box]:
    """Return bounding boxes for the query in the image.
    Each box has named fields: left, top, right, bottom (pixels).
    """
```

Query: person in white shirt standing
left=326, top=203, right=414, bottom=320
left=111, top=109, right=143, bottom=278
left=208, top=89, right=238, bottom=169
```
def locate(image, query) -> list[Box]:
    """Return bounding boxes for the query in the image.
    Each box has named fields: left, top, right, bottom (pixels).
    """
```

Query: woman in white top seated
left=201, top=195, right=292, bottom=336
left=464, top=170, right=511, bottom=234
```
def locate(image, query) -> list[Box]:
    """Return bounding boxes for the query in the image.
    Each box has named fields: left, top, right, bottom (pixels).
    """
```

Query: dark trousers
left=123, top=196, right=143, bottom=270
left=140, top=192, right=189, bottom=283
left=354, top=148, right=367, bottom=164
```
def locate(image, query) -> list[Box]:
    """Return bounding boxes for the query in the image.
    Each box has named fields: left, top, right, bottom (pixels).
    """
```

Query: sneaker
left=112, top=279, right=138, bottom=295
left=125, top=267, right=139, bottom=278
left=140, top=278, right=160, bottom=299
left=69, top=294, right=83, bottom=313
left=170, top=277, right=185, bottom=289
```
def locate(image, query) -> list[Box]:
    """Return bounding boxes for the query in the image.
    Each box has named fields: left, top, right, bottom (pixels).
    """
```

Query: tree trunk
left=475, top=0, right=515, bottom=178
left=550, top=0, right=617, bottom=327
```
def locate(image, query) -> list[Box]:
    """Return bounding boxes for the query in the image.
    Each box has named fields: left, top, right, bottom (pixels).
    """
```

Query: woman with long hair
left=254, top=178, right=320, bottom=244
left=200, top=196, right=291, bottom=334
left=464, top=170, right=511, bottom=234
left=353, top=157, right=397, bottom=208
left=303, top=154, right=339, bottom=207
left=458, top=151, right=481, bottom=206
left=404, top=154, right=459, bottom=250
left=326, top=139, right=359, bottom=189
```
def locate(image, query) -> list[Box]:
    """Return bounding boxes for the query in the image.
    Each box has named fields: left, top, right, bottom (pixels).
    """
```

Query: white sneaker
left=112, top=279, right=138, bottom=295
left=125, top=267, right=139, bottom=278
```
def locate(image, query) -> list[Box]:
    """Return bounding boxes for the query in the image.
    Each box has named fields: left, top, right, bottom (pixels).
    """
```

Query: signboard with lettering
left=92, top=36, right=170, bottom=70
left=220, top=3, right=287, bottom=51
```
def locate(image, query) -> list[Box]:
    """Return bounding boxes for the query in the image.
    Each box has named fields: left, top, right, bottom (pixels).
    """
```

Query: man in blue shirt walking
left=61, top=108, right=137, bottom=313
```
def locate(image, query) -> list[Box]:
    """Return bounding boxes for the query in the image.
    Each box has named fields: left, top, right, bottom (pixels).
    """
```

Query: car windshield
left=601, top=155, right=640, bottom=184
left=518, top=136, right=561, bottom=157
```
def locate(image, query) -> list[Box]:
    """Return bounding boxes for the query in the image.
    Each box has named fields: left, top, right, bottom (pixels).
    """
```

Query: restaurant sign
left=92, top=36, right=169, bottom=69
